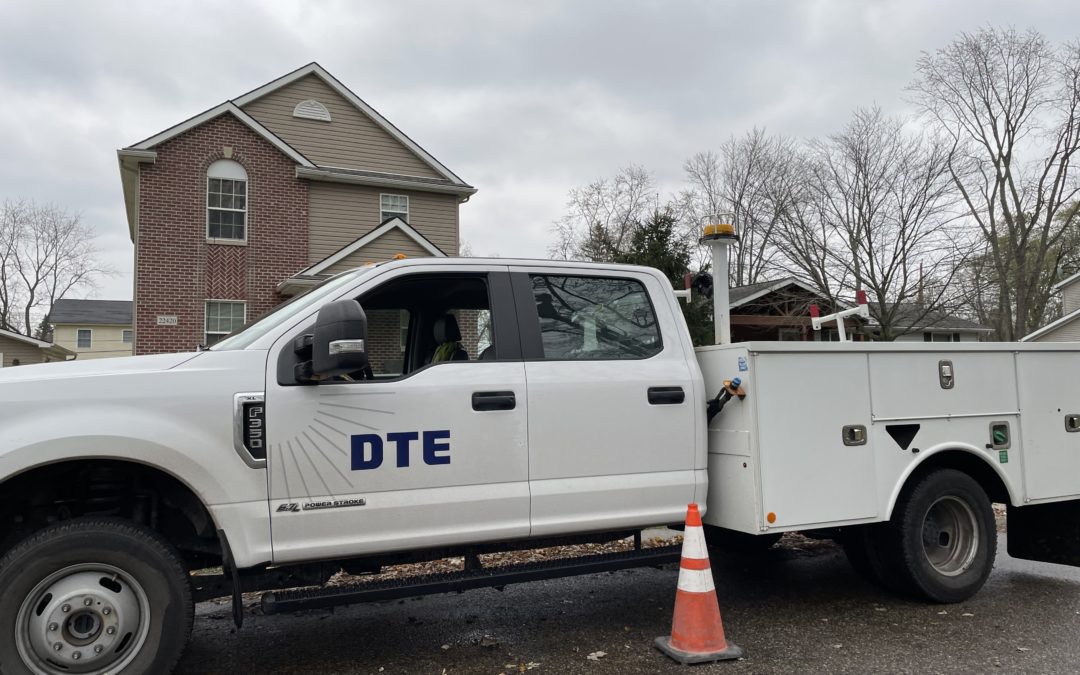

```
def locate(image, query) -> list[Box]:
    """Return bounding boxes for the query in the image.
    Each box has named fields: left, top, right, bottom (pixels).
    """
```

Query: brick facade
left=134, top=114, right=309, bottom=354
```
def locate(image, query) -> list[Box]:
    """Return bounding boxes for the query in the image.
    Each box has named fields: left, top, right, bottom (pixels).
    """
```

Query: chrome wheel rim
left=15, top=563, right=151, bottom=675
left=921, top=496, right=979, bottom=577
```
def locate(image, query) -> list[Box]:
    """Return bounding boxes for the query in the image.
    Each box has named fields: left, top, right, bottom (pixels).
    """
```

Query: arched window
left=207, top=159, right=248, bottom=242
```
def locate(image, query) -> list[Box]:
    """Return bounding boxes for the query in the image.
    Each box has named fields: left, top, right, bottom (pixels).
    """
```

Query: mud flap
left=1007, top=501, right=1080, bottom=567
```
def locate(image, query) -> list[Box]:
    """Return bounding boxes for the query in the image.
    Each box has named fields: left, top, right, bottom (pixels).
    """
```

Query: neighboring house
left=875, top=304, right=993, bottom=343
left=727, top=277, right=992, bottom=342
left=729, top=277, right=865, bottom=342
left=48, top=299, right=134, bottom=359
left=1022, top=270, right=1080, bottom=342
left=117, top=62, right=476, bottom=355
left=0, top=328, right=74, bottom=367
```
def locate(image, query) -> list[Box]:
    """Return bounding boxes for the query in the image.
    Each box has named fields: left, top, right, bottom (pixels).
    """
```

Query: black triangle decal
left=886, top=424, right=920, bottom=450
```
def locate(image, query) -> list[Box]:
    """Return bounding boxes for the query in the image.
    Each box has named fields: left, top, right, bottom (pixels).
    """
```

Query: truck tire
left=887, top=469, right=996, bottom=603
left=0, top=518, right=194, bottom=675
left=704, top=526, right=782, bottom=554
left=840, top=525, right=909, bottom=593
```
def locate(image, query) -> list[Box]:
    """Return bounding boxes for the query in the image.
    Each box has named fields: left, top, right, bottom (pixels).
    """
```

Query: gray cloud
left=1, top=0, right=1077, bottom=299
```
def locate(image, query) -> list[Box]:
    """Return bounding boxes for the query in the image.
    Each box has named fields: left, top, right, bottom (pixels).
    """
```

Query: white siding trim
left=128, top=103, right=315, bottom=168
left=300, top=217, right=445, bottom=276
left=233, top=63, right=467, bottom=185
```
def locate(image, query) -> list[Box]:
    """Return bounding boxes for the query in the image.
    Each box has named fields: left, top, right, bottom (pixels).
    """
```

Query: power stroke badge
left=276, top=498, right=367, bottom=513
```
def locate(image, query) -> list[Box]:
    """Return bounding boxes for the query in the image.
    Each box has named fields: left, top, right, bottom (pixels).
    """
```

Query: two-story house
left=117, top=63, right=475, bottom=355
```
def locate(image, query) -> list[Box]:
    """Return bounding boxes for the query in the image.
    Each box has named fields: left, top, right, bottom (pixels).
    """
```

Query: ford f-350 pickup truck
left=3, top=255, right=1080, bottom=674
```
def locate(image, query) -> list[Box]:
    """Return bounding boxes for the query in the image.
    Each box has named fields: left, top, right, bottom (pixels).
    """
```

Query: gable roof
left=1022, top=306, right=1080, bottom=342
left=49, top=299, right=133, bottom=326
left=0, top=326, right=59, bottom=350
left=118, top=63, right=475, bottom=241
left=125, top=101, right=315, bottom=167
left=1054, top=269, right=1080, bottom=291
left=729, top=277, right=837, bottom=308
left=299, top=217, right=446, bottom=277
left=233, top=63, right=468, bottom=186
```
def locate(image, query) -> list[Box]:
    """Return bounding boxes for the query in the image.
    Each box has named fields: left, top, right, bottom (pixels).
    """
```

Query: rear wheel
left=0, top=518, right=193, bottom=675
left=886, top=469, right=996, bottom=603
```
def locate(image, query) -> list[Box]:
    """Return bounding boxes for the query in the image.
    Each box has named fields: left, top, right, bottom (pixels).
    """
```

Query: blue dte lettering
left=350, top=434, right=383, bottom=470
left=423, top=430, right=451, bottom=465
left=349, top=431, right=451, bottom=470
left=386, top=431, right=419, bottom=467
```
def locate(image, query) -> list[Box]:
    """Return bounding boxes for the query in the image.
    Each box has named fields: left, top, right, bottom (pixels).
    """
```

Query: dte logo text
left=351, top=430, right=450, bottom=470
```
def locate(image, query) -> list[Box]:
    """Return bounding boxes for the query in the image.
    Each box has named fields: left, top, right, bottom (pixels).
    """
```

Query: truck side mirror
left=311, top=299, right=369, bottom=379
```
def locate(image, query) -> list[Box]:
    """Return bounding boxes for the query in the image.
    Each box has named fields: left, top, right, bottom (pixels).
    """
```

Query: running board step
left=261, top=545, right=681, bottom=615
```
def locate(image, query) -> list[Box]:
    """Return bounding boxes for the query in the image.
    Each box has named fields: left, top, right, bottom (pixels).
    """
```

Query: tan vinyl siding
left=307, top=182, right=458, bottom=263
left=0, top=336, right=50, bottom=367
left=1064, top=284, right=1080, bottom=315
left=1034, top=318, right=1080, bottom=342
left=52, top=324, right=133, bottom=359
left=324, top=230, right=431, bottom=275
left=241, top=75, right=442, bottom=178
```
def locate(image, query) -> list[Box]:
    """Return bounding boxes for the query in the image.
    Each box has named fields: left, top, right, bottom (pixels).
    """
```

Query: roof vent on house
left=293, top=99, right=331, bottom=122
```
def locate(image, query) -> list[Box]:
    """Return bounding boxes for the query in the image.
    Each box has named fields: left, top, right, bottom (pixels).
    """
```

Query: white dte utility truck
left=2, top=221, right=1080, bottom=674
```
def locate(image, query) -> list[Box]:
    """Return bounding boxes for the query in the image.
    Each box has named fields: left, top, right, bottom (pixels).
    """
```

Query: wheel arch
left=0, top=457, right=223, bottom=568
left=885, top=445, right=1014, bottom=521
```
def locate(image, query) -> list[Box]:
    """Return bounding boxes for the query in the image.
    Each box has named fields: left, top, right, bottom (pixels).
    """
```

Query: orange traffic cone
left=654, top=503, right=743, bottom=664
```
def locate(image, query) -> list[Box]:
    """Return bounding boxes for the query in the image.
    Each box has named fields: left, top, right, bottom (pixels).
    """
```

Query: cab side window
left=529, top=274, right=662, bottom=360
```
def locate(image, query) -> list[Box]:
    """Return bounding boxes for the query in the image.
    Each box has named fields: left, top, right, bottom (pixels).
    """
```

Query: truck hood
left=0, top=351, right=202, bottom=384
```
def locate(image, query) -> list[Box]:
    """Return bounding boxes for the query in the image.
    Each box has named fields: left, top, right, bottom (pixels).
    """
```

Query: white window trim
left=206, top=161, right=249, bottom=245
left=76, top=328, right=93, bottom=349
left=0, top=352, right=4, bottom=368
left=204, top=299, right=247, bottom=344
left=380, top=193, right=409, bottom=223
left=122, top=329, right=133, bottom=344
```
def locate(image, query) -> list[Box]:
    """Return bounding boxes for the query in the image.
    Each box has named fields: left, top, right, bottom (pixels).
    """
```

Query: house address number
left=156, top=316, right=178, bottom=326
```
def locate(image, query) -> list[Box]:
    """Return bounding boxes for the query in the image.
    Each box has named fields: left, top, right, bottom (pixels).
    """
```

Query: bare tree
left=777, top=108, right=965, bottom=340
left=0, top=199, right=111, bottom=337
left=909, top=27, right=1080, bottom=339
left=549, top=164, right=656, bottom=262
left=681, top=130, right=798, bottom=285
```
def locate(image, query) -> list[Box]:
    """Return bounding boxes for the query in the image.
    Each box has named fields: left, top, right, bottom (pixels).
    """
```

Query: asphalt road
left=176, top=535, right=1080, bottom=674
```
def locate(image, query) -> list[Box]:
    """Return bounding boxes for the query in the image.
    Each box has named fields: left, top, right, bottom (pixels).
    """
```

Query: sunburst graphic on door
left=270, top=389, right=396, bottom=502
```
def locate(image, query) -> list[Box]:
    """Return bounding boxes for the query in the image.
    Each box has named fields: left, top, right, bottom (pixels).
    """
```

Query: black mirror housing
left=312, top=299, right=369, bottom=378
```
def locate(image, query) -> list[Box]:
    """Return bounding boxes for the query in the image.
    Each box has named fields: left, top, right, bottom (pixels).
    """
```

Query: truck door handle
left=472, top=391, right=516, bottom=411
left=647, top=386, right=685, bottom=405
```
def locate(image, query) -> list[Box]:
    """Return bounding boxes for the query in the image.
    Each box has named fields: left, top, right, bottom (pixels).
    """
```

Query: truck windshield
left=211, top=267, right=375, bottom=351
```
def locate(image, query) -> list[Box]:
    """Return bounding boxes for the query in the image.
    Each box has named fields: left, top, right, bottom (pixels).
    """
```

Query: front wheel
left=0, top=518, right=194, bottom=675
left=887, top=469, right=997, bottom=603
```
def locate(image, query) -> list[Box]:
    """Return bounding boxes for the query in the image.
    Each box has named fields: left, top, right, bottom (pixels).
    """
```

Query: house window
left=77, top=329, right=92, bottom=349
left=122, top=329, right=133, bottom=344
left=924, top=332, right=962, bottom=342
left=205, top=300, right=247, bottom=346
left=207, top=159, right=248, bottom=242
left=380, top=194, right=408, bottom=222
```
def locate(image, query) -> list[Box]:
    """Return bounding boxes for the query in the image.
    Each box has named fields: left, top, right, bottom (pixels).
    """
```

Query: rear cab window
left=528, top=274, right=662, bottom=360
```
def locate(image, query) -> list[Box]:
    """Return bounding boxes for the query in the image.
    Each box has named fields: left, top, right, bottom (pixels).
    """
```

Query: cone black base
left=654, top=636, right=743, bottom=664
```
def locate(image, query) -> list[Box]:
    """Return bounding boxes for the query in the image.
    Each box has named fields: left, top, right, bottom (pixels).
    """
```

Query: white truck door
left=265, top=267, right=530, bottom=564
left=513, top=269, right=698, bottom=536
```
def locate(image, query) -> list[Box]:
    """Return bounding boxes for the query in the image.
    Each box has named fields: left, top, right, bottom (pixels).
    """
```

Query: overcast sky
left=2, top=0, right=1078, bottom=301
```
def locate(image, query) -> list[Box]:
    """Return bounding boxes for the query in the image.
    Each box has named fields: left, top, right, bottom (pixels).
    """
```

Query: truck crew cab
left=2, top=255, right=1080, bottom=673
